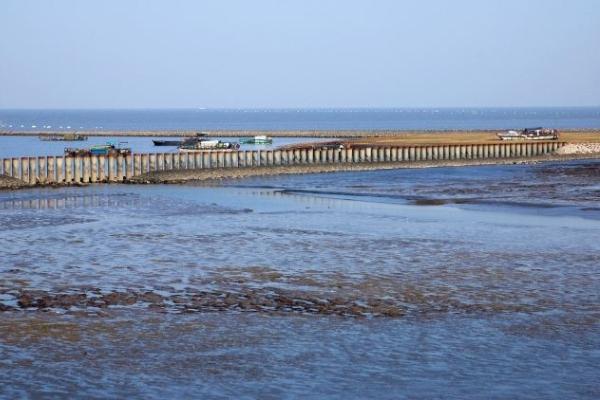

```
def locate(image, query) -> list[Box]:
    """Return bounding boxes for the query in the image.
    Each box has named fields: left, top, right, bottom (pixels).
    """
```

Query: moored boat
left=64, top=142, right=131, bottom=157
left=239, top=135, right=273, bottom=145
left=497, top=127, right=559, bottom=141
left=496, top=130, right=522, bottom=140
left=521, top=127, right=560, bottom=140
left=178, top=140, right=240, bottom=152
left=153, top=132, right=208, bottom=146
left=153, top=139, right=186, bottom=146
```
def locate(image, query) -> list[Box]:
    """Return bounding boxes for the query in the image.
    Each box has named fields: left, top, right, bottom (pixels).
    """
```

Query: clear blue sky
left=1, top=0, right=599, bottom=109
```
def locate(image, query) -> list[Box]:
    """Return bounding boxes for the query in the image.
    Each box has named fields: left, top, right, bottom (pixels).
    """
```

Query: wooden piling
left=91, top=156, right=98, bottom=182
left=56, top=157, right=64, bottom=182
left=65, top=157, right=73, bottom=183
left=83, top=156, right=91, bottom=183
left=38, top=157, right=47, bottom=184
left=28, top=158, right=36, bottom=185
left=47, top=156, right=56, bottom=183
left=100, top=156, right=109, bottom=181
left=149, top=154, right=157, bottom=172
left=108, top=155, right=116, bottom=182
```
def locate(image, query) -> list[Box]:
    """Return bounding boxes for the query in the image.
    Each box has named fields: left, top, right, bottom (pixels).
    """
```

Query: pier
left=0, top=141, right=566, bottom=186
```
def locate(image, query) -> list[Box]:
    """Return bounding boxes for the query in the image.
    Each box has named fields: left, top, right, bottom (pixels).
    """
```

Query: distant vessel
left=496, top=130, right=522, bottom=140
left=153, top=139, right=193, bottom=146
left=239, top=135, right=273, bottom=145
left=64, top=142, right=131, bottom=156
left=39, top=133, right=88, bottom=141
left=497, top=127, right=559, bottom=141
left=179, top=140, right=240, bottom=152
left=153, top=133, right=207, bottom=146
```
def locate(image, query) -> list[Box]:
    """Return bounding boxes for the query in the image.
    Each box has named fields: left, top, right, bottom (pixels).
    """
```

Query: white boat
left=521, top=127, right=560, bottom=140
left=497, top=128, right=559, bottom=141
left=497, top=130, right=522, bottom=140
left=239, top=135, right=273, bottom=144
left=178, top=139, right=240, bottom=152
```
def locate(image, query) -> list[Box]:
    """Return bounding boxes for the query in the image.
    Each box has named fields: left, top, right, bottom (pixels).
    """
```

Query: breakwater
left=1, top=141, right=566, bottom=186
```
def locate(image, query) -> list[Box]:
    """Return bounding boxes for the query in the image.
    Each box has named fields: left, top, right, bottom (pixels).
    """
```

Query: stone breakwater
left=0, top=175, right=26, bottom=189
left=0, top=141, right=569, bottom=189
left=130, top=153, right=600, bottom=184
left=556, top=142, right=600, bottom=155
left=2, top=152, right=600, bottom=189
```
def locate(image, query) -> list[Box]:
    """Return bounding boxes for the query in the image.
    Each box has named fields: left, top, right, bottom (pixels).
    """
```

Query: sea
left=0, top=108, right=599, bottom=399
left=1, top=107, right=600, bottom=131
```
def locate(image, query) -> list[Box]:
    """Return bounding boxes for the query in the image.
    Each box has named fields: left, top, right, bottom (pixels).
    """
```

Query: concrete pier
left=0, top=141, right=568, bottom=187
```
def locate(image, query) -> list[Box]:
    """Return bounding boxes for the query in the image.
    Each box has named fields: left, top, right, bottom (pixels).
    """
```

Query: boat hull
left=153, top=140, right=184, bottom=146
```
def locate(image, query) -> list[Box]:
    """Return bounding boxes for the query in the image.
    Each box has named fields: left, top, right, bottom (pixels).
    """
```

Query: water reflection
left=0, top=193, right=144, bottom=210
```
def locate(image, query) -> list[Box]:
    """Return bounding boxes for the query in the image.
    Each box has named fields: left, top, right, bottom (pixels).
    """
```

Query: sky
left=1, top=0, right=599, bottom=109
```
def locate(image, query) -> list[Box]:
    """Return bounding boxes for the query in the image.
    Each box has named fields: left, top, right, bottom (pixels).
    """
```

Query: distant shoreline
left=1, top=128, right=599, bottom=140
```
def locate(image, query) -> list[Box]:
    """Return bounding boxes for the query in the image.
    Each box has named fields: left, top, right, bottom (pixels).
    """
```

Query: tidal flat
left=1, top=160, right=599, bottom=398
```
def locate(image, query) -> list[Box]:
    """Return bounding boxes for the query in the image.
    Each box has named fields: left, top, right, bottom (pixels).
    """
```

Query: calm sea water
left=0, top=136, right=333, bottom=159
left=1, top=107, right=600, bottom=131
left=1, top=161, right=599, bottom=398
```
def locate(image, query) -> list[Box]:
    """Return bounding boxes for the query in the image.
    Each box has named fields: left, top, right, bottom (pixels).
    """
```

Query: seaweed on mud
left=2, top=260, right=590, bottom=319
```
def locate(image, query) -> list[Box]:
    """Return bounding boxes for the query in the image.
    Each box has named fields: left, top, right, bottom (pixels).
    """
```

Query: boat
left=153, top=139, right=184, bottom=146
left=179, top=140, right=240, bottom=152
left=64, top=142, right=131, bottom=157
left=496, top=130, right=522, bottom=140
left=153, top=133, right=208, bottom=146
left=497, top=128, right=559, bottom=141
left=153, top=138, right=204, bottom=146
left=521, top=127, right=560, bottom=140
left=39, top=133, right=88, bottom=141
left=239, top=135, right=273, bottom=145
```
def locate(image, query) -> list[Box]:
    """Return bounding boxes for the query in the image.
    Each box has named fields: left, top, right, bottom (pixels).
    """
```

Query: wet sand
left=2, top=309, right=596, bottom=399
left=1, top=162, right=599, bottom=398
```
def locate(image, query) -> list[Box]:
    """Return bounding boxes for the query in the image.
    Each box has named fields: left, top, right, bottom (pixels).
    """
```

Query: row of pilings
left=1, top=141, right=566, bottom=186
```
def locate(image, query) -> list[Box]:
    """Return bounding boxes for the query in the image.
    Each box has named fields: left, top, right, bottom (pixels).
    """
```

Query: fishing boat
left=179, top=140, right=240, bottom=152
left=239, top=135, right=273, bottom=145
left=497, top=128, right=559, bottom=141
left=152, top=138, right=203, bottom=146
left=64, top=142, right=131, bottom=157
left=496, top=130, right=522, bottom=140
left=39, top=133, right=88, bottom=141
left=153, top=133, right=208, bottom=146
left=153, top=139, right=186, bottom=146
left=521, top=127, right=560, bottom=140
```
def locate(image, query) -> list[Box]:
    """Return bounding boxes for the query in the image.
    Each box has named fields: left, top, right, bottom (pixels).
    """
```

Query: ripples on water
left=1, top=161, right=599, bottom=398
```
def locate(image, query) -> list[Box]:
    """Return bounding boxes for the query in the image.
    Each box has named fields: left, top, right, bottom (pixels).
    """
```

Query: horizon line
left=1, top=106, right=600, bottom=112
